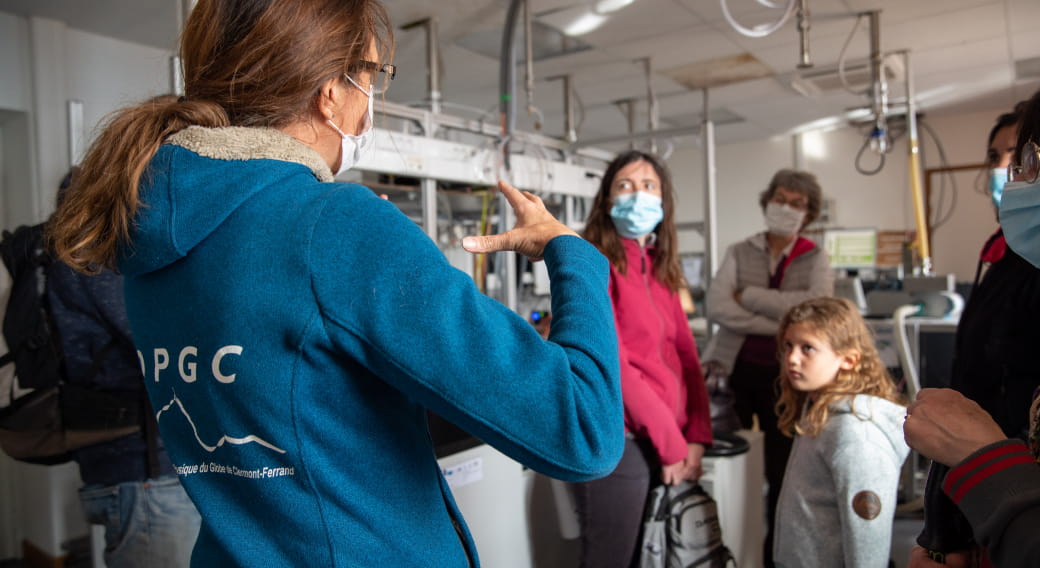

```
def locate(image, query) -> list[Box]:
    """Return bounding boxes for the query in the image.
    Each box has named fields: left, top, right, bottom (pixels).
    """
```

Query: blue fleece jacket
left=118, top=126, right=623, bottom=567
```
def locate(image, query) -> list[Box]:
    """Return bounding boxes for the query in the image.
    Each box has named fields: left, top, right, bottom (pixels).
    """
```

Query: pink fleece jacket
left=610, top=238, right=713, bottom=465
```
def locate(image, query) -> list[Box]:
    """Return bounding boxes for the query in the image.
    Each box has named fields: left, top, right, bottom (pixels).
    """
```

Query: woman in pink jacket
left=572, top=150, right=713, bottom=568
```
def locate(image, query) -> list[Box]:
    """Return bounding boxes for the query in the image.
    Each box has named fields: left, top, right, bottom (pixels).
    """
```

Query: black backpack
left=639, top=481, right=737, bottom=568
left=0, top=224, right=144, bottom=465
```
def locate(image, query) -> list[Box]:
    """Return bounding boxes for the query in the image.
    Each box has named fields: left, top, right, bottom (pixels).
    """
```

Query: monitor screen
left=823, top=228, right=878, bottom=270
left=680, top=253, right=704, bottom=289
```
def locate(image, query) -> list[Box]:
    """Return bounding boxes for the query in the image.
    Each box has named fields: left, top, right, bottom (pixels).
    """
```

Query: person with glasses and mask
left=46, top=1, right=626, bottom=566
left=572, top=151, right=713, bottom=568
left=702, top=168, right=833, bottom=567
left=909, top=98, right=1040, bottom=568
left=974, top=103, right=1025, bottom=281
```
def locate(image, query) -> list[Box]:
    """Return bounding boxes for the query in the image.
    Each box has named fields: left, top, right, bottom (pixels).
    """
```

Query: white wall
left=920, top=108, right=1011, bottom=282
left=0, top=13, right=170, bottom=229
left=667, top=104, right=1019, bottom=283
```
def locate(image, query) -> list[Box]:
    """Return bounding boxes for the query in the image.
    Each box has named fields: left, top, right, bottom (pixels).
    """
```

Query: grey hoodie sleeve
left=824, top=413, right=906, bottom=568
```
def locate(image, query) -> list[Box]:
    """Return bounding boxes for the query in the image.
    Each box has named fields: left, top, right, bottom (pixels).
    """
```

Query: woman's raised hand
left=462, top=181, right=579, bottom=261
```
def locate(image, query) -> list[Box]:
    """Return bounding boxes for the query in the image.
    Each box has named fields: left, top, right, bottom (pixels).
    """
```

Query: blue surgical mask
left=326, top=74, right=374, bottom=177
left=610, top=192, right=663, bottom=239
left=989, top=167, right=1005, bottom=208
left=999, top=180, right=1040, bottom=268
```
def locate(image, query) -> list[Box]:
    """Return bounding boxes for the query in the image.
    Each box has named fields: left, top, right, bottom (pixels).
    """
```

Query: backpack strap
left=142, top=389, right=160, bottom=479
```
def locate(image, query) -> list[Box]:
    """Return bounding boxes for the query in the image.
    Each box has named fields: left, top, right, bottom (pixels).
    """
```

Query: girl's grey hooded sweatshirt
left=774, top=394, right=909, bottom=568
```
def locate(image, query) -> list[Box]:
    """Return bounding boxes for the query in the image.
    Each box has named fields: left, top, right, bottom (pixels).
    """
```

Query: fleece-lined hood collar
left=830, top=393, right=908, bottom=456
left=120, top=126, right=333, bottom=275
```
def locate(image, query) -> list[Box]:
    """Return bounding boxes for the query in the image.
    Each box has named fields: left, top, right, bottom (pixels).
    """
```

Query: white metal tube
left=703, top=89, right=719, bottom=298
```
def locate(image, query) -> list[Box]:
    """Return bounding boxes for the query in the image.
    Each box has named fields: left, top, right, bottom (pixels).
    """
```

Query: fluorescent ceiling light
left=594, top=0, right=636, bottom=14
left=564, top=11, right=608, bottom=35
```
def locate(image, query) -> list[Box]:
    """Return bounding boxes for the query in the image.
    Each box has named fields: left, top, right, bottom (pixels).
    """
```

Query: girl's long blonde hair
left=775, top=297, right=905, bottom=438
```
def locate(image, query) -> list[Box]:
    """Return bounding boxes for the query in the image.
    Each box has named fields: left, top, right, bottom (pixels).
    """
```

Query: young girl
left=773, top=297, right=909, bottom=568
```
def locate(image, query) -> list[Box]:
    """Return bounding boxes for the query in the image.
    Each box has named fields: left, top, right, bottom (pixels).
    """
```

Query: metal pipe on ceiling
left=642, top=57, right=659, bottom=154
left=401, top=18, right=443, bottom=114
left=562, top=75, right=576, bottom=143
left=796, top=0, right=812, bottom=68
left=500, top=0, right=523, bottom=170
left=499, top=0, right=524, bottom=312
left=570, top=124, right=700, bottom=149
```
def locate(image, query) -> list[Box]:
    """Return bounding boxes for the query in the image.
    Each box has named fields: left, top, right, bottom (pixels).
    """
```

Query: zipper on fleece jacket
left=638, top=242, right=684, bottom=416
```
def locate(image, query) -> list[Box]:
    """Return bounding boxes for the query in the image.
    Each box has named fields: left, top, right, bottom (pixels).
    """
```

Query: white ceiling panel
left=709, top=77, right=793, bottom=106
left=883, top=5, right=1007, bottom=54
left=1007, top=0, right=1040, bottom=34
left=841, top=0, right=1000, bottom=21
left=911, top=38, right=1011, bottom=77
left=579, top=0, right=702, bottom=46
left=713, top=8, right=865, bottom=53
left=0, top=0, right=1032, bottom=149
left=1011, top=31, right=1040, bottom=62
left=912, top=65, right=1017, bottom=111
left=601, top=26, right=745, bottom=70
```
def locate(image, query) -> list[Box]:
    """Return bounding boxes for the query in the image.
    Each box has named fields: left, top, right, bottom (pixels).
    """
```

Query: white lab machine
left=437, top=444, right=533, bottom=568
left=700, top=430, right=765, bottom=568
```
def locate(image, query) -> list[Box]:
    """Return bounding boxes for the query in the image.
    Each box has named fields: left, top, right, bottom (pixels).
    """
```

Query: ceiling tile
left=1011, top=31, right=1040, bottom=62
left=1008, top=0, right=1040, bottom=34
left=579, top=0, right=702, bottom=45
left=883, top=4, right=1005, bottom=54
left=597, top=26, right=746, bottom=69
left=842, top=0, right=999, bottom=21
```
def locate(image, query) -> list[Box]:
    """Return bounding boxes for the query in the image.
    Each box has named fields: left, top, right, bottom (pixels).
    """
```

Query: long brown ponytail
left=47, top=97, right=228, bottom=272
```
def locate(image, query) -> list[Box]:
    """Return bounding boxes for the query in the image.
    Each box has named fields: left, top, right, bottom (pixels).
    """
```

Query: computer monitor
left=680, top=253, right=704, bottom=290
left=823, top=228, right=878, bottom=271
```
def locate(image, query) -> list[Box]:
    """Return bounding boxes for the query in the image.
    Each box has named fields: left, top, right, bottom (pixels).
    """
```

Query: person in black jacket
left=47, top=170, right=201, bottom=568
left=910, top=102, right=1039, bottom=566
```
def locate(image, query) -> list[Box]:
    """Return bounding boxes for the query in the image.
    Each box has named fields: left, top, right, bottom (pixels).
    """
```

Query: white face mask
left=764, top=201, right=806, bottom=236
left=326, top=74, right=374, bottom=177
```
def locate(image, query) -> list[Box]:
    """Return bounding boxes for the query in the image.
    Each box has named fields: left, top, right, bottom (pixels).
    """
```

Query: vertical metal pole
left=170, top=0, right=194, bottom=95
left=498, top=0, right=522, bottom=311
left=523, top=0, right=535, bottom=119
left=792, top=132, right=805, bottom=170
left=867, top=10, right=888, bottom=148
left=169, top=57, right=184, bottom=95
left=796, top=0, right=812, bottom=68
left=562, top=75, right=576, bottom=143
left=67, top=100, right=83, bottom=167
left=615, top=100, right=637, bottom=150
left=643, top=57, right=659, bottom=155
left=421, top=112, right=438, bottom=243
left=499, top=0, right=522, bottom=171
left=703, top=88, right=719, bottom=305
left=427, top=18, right=442, bottom=114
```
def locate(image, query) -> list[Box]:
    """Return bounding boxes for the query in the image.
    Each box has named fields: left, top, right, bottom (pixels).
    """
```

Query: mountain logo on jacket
left=156, top=390, right=285, bottom=454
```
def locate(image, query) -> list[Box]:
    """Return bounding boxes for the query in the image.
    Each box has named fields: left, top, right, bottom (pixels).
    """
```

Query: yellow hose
left=907, top=137, right=931, bottom=271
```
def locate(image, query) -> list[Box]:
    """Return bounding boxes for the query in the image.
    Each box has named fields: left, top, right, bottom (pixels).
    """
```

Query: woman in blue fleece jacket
left=46, top=1, right=624, bottom=566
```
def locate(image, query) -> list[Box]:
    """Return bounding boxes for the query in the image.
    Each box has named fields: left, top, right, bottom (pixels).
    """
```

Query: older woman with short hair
left=703, top=168, right=833, bottom=567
